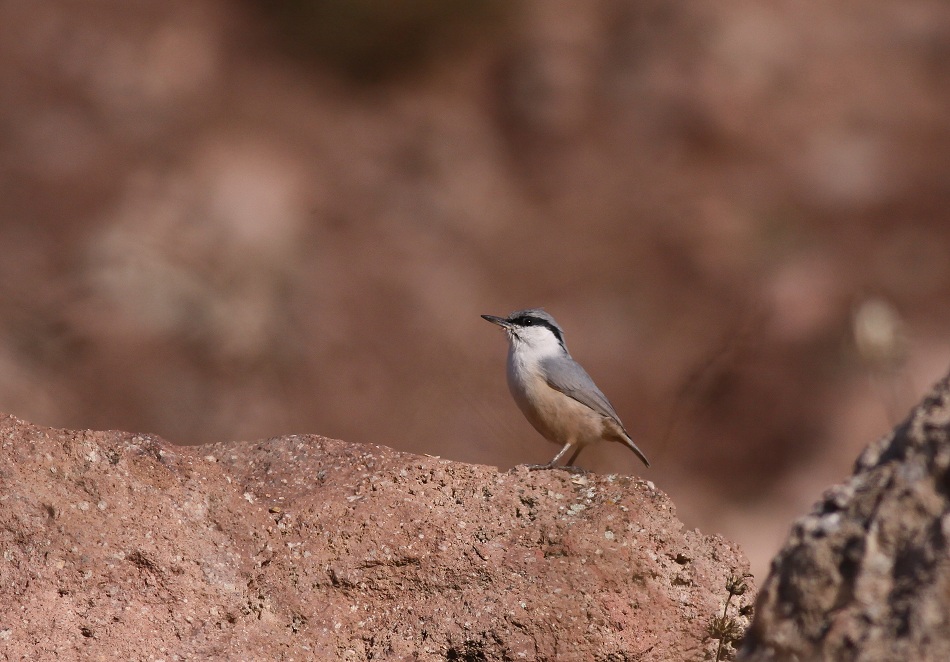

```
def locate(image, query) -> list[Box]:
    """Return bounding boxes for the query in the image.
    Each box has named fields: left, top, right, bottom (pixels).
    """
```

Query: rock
left=0, top=415, right=753, bottom=660
left=740, top=372, right=950, bottom=661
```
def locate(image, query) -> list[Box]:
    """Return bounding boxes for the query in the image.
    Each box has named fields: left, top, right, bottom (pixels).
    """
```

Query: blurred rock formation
left=2, top=0, right=949, bottom=582
left=741, top=371, right=950, bottom=661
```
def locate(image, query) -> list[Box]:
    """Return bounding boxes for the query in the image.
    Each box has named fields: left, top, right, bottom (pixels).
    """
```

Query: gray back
left=539, top=354, right=623, bottom=425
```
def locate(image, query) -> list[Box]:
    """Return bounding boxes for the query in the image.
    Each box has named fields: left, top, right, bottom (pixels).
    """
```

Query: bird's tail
left=621, top=433, right=650, bottom=468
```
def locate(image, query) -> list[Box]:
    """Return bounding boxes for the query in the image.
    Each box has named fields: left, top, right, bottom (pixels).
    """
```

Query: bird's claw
left=516, top=463, right=588, bottom=474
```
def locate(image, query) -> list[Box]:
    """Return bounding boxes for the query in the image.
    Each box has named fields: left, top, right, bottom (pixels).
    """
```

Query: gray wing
left=539, top=355, right=623, bottom=425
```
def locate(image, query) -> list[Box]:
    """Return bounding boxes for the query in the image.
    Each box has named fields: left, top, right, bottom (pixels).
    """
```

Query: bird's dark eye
left=522, top=318, right=533, bottom=326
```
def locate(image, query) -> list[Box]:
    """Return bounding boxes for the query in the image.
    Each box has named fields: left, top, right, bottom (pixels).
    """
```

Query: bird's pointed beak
left=481, top=314, right=512, bottom=329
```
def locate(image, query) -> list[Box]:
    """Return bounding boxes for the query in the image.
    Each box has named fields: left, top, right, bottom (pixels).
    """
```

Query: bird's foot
left=517, top=463, right=588, bottom=474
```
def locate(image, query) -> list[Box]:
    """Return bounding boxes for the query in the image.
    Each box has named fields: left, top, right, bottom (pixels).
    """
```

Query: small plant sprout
left=708, top=573, right=753, bottom=661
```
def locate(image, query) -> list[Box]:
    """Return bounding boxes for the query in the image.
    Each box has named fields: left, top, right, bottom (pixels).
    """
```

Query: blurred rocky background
left=1, top=0, right=949, bottom=580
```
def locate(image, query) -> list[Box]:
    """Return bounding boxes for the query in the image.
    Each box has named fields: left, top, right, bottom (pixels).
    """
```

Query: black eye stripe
left=511, top=315, right=564, bottom=344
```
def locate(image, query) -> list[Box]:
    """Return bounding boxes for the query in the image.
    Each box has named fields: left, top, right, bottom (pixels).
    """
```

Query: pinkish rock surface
left=0, top=415, right=753, bottom=660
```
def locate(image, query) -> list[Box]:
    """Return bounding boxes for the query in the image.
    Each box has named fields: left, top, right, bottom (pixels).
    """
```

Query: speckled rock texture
left=0, top=415, right=753, bottom=660
left=740, top=372, right=950, bottom=662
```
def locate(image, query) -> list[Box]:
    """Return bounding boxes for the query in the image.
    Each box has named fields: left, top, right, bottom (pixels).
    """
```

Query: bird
left=481, top=308, right=650, bottom=470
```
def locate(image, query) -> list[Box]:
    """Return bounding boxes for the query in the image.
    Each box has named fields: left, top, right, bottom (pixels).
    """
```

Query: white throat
left=507, top=327, right=567, bottom=365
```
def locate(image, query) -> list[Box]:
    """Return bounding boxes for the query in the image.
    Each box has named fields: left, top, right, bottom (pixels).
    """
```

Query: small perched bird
left=482, top=309, right=650, bottom=470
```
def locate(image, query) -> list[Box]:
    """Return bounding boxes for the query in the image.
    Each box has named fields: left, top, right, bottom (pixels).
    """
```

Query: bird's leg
left=565, top=445, right=584, bottom=466
left=541, top=441, right=575, bottom=467
left=523, top=442, right=586, bottom=473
